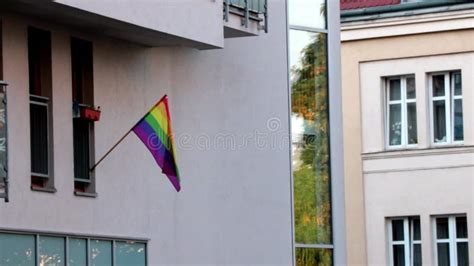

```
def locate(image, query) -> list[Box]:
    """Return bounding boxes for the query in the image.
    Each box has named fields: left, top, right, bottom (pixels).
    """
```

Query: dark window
left=28, top=27, right=54, bottom=191
left=71, top=37, right=95, bottom=195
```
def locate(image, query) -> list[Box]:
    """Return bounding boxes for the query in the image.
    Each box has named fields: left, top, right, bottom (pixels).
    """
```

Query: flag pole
left=89, top=129, right=133, bottom=172
left=89, top=94, right=168, bottom=172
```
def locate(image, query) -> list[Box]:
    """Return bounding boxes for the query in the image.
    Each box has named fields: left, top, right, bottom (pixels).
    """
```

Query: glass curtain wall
left=288, top=0, right=332, bottom=265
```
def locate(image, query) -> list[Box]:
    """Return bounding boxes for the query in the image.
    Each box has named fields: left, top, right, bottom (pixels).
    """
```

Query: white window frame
left=433, top=215, right=469, bottom=266
left=451, top=72, right=463, bottom=144
left=385, top=75, right=417, bottom=149
left=388, top=217, right=421, bottom=266
left=429, top=71, right=463, bottom=146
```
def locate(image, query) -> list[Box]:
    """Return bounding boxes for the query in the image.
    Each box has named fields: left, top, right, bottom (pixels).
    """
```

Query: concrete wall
left=0, top=0, right=293, bottom=264
left=54, top=0, right=224, bottom=48
left=341, top=10, right=474, bottom=266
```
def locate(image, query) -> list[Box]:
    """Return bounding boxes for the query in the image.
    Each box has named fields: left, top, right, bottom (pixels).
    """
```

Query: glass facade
left=289, top=0, right=333, bottom=265
left=0, top=232, right=147, bottom=266
left=39, top=236, right=65, bottom=266
left=295, top=248, right=332, bottom=266
left=69, top=238, right=87, bottom=266
left=116, top=241, right=147, bottom=266
left=0, top=233, right=35, bottom=266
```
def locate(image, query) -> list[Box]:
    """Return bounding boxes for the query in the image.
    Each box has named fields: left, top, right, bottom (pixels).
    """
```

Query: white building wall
left=0, top=1, right=293, bottom=264
left=54, top=0, right=224, bottom=48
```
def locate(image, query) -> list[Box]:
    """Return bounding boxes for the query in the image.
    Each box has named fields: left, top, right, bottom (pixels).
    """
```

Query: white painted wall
left=0, top=0, right=293, bottom=264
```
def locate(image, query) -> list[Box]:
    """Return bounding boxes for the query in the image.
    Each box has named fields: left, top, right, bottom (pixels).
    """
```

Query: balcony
left=223, top=0, right=268, bottom=38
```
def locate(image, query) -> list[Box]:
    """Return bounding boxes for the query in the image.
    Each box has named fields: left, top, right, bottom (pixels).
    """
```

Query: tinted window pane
left=392, top=220, right=404, bottom=241
left=454, top=99, right=463, bottom=141
left=39, top=236, right=65, bottom=266
left=290, top=30, right=331, bottom=245
left=437, top=243, right=450, bottom=266
left=393, top=245, right=405, bottom=266
left=289, top=0, right=326, bottom=29
left=295, top=248, right=332, bottom=266
left=91, top=240, right=112, bottom=266
left=0, top=233, right=35, bottom=266
left=389, top=104, right=402, bottom=146
left=437, top=218, right=450, bottom=239
left=457, top=242, right=469, bottom=266
left=406, top=77, right=416, bottom=99
left=413, top=218, right=421, bottom=241
left=30, top=101, right=49, bottom=175
left=116, top=242, right=146, bottom=266
left=73, top=119, right=90, bottom=180
left=433, top=100, right=447, bottom=143
left=413, top=244, right=422, bottom=266
left=456, top=216, right=468, bottom=238
left=69, top=238, right=87, bottom=266
left=389, top=79, right=401, bottom=101
left=407, top=103, right=417, bottom=145
left=453, top=72, right=462, bottom=96
left=433, top=75, right=445, bottom=97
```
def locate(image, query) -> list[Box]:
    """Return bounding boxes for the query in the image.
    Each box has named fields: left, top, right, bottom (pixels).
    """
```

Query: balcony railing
left=223, top=0, right=268, bottom=33
left=0, top=81, right=8, bottom=203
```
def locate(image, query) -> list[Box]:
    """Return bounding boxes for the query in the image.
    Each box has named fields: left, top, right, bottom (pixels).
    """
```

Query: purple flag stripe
left=165, top=174, right=181, bottom=192
left=132, top=121, right=178, bottom=178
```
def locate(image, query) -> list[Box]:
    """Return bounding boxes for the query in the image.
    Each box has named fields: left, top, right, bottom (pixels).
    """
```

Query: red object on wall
left=80, top=106, right=101, bottom=122
left=341, top=0, right=401, bottom=10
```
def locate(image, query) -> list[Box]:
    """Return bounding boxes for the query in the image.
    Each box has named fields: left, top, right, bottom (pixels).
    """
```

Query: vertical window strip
left=28, top=27, right=54, bottom=191
left=71, top=37, right=96, bottom=195
left=451, top=72, right=463, bottom=143
left=288, top=1, right=333, bottom=263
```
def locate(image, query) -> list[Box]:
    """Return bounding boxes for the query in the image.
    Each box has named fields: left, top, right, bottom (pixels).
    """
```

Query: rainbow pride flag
left=132, top=95, right=181, bottom=192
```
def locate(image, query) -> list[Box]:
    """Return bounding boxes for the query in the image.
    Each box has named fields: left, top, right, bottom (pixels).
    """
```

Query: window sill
left=74, top=191, right=97, bottom=198
left=31, top=186, right=57, bottom=193
left=363, top=144, right=474, bottom=160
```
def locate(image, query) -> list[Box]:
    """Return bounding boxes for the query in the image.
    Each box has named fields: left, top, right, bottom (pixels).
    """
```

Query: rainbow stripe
left=132, top=95, right=181, bottom=192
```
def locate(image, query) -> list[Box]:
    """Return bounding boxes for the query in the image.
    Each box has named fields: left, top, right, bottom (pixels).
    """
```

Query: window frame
left=387, top=217, right=422, bottom=266
left=429, top=71, right=463, bottom=146
left=433, top=215, right=469, bottom=266
left=385, top=75, right=418, bottom=149
left=27, top=26, right=55, bottom=192
left=71, top=37, right=96, bottom=196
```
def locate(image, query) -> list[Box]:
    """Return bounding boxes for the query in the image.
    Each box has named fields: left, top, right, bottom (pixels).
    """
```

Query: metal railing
left=223, top=0, right=268, bottom=33
left=0, top=81, right=8, bottom=203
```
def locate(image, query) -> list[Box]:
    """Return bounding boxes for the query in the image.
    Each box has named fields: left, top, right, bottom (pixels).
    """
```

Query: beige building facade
left=341, top=3, right=474, bottom=266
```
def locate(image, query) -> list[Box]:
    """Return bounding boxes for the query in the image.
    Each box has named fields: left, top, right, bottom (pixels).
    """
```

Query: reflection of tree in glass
left=39, top=254, right=62, bottom=266
left=291, top=31, right=331, bottom=246
left=0, top=248, right=34, bottom=265
left=296, top=248, right=332, bottom=266
left=92, top=247, right=100, bottom=259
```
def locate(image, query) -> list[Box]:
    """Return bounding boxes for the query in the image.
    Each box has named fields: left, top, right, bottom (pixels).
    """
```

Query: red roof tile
left=341, top=0, right=401, bottom=10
